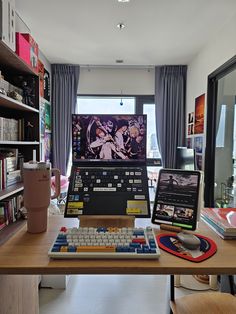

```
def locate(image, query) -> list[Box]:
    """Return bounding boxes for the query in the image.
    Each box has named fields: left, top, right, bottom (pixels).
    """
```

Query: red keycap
left=60, top=227, right=67, bottom=232
left=132, top=238, right=146, bottom=244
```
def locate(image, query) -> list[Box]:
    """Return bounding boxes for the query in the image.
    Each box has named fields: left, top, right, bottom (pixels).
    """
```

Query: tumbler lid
left=23, top=161, right=51, bottom=170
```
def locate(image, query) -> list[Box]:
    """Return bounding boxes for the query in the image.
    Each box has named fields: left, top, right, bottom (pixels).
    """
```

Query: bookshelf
left=0, top=39, right=40, bottom=243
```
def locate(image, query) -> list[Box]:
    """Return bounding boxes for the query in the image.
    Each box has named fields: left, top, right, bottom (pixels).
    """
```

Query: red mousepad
left=156, top=233, right=217, bottom=262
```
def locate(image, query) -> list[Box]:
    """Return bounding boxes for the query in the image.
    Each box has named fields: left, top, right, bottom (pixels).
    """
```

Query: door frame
left=205, top=55, right=236, bottom=206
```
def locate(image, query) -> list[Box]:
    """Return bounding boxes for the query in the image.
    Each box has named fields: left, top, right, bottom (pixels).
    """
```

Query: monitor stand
left=79, top=215, right=135, bottom=228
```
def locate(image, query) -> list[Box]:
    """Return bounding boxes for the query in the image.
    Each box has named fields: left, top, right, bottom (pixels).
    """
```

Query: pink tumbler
left=23, top=162, right=60, bottom=233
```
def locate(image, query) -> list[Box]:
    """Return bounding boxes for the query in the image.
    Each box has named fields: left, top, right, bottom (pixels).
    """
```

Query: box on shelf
left=16, top=32, right=30, bottom=67
left=15, top=33, right=39, bottom=73
left=0, top=0, right=16, bottom=51
left=22, top=33, right=39, bottom=73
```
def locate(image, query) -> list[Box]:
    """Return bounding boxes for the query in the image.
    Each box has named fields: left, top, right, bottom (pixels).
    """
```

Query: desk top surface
left=0, top=215, right=235, bottom=275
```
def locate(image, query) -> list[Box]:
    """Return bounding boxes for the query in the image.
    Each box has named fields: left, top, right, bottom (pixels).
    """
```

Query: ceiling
left=16, top=0, right=236, bottom=66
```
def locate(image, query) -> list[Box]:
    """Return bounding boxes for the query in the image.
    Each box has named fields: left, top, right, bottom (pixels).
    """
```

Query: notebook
left=64, top=114, right=151, bottom=218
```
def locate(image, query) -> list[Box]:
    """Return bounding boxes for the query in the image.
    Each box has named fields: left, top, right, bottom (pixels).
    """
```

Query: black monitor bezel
left=151, top=168, right=201, bottom=231
left=176, top=146, right=196, bottom=170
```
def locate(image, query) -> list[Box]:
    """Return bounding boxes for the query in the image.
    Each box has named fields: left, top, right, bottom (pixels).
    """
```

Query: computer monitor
left=72, top=114, right=147, bottom=163
left=176, top=147, right=196, bottom=170
left=152, top=169, right=201, bottom=230
left=64, top=114, right=150, bottom=218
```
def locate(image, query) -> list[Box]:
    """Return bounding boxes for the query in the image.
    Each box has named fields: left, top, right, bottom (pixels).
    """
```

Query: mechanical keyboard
left=48, top=226, right=160, bottom=259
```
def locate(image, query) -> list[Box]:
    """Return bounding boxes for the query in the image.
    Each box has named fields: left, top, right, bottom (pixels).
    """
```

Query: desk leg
left=168, top=275, right=174, bottom=314
left=0, top=275, right=39, bottom=314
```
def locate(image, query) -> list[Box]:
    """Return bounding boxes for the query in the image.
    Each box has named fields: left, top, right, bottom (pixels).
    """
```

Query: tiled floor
left=39, top=275, right=213, bottom=314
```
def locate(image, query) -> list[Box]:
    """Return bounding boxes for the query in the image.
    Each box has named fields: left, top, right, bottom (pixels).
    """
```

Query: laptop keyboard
left=72, top=167, right=144, bottom=193
left=48, top=226, right=160, bottom=259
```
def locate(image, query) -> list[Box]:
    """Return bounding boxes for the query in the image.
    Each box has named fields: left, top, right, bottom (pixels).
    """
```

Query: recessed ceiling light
left=117, top=23, right=125, bottom=30
left=118, top=0, right=130, bottom=2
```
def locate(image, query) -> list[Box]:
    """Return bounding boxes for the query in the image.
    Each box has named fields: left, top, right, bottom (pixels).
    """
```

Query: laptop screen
left=152, top=169, right=201, bottom=230
left=72, top=114, right=147, bottom=163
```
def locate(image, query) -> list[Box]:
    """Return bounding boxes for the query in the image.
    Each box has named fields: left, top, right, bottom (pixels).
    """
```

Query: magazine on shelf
left=201, top=207, right=236, bottom=233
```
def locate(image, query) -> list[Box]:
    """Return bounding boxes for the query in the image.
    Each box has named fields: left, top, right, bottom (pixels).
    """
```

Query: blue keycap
left=150, top=249, right=157, bottom=254
left=52, top=246, right=60, bottom=252
left=128, top=247, right=136, bottom=252
left=57, top=234, right=67, bottom=239
left=137, top=248, right=144, bottom=254
left=149, top=242, right=157, bottom=248
left=129, top=243, right=141, bottom=248
left=97, top=227, right=107, bottom=233
left=68, top=246, right=76, bottom=252
left=133, top=230, right=144, bottom=236
left=55, top=242, right=68, bottom=247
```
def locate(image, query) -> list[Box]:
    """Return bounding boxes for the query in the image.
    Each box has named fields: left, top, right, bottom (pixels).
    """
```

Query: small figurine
left=25, top=121, right=34, bottom=141
left=22, top=81, right=35, bottom=107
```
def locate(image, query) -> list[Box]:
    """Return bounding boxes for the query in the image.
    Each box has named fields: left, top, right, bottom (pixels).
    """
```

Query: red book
left=201, top=208, right=236, bottom=233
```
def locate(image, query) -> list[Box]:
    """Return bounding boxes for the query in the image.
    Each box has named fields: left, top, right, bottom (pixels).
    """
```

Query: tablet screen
left=152, top=169, right=201, bottom=230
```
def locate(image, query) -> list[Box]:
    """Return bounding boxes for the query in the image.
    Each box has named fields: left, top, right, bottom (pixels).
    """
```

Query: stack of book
left=201, top=207, right=236, bottom=239
left=0, top=194, right=24, bottom=231
left=0, top=148, right=23, bottom=190
left=0, top=116, right=18, bottom=141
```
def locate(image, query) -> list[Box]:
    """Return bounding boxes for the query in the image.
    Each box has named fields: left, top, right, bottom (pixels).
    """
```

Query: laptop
left=64, top=114, right=151, bottom=218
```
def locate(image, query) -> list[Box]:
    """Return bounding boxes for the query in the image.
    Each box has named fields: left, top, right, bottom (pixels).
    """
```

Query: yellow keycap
left=60, top=246, right=68, bottom=252
left=107, top=227, right=119, bottom=233
left=76, top=246, right=116, bottom=252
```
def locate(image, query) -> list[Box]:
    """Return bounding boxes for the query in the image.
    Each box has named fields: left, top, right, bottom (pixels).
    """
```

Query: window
left=77, top=96, right=135, bottom=114
left=68, top=96, right=162, bottom=201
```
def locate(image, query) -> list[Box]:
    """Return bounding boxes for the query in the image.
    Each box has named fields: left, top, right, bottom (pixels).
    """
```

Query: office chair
left=170, top=291, right=236, bottom=314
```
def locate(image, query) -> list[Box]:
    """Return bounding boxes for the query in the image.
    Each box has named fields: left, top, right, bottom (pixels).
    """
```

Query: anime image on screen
left=152, top=169, right=200, bottom=230
left=72, top=114, right=147, bottom=162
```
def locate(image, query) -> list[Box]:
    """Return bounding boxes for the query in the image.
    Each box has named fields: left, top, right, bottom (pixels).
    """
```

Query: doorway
left=205, top=55, right=236, bottom=207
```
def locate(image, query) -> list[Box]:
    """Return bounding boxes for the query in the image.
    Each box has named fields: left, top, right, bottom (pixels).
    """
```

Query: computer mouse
left=177, top=232, right=201, bottom=250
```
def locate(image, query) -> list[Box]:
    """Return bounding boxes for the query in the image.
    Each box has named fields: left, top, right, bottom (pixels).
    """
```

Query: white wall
left=186, top=14, right=236, bottom=124
left=79, top=67, right=155, bottom=95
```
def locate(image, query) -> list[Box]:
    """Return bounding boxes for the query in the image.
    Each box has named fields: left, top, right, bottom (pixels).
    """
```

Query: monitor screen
left=72, top=114, right=147, bottom=163
left=176, top=147, right=196, bottom=170
left=152, top=169, right=201, bottom=230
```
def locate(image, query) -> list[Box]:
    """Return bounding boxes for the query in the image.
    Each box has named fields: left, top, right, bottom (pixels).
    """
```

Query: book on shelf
left=0, top=203, right=6, bottom=231
left=0, top=148, right=22, bottom=190
left=201, top=207, right=236, bottom=238
left=0, top=193, right=24, bottom=228
left=0, top=117, right=18, bottom=141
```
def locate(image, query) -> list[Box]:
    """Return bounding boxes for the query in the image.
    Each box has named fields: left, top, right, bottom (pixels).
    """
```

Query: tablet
left=152, top=169, right=201, bottom=231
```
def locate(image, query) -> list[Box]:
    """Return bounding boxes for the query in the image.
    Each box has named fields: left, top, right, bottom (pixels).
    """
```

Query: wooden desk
left=0, top=215, right=235, bottom=314
left=0, top=215, right=235, bottom=275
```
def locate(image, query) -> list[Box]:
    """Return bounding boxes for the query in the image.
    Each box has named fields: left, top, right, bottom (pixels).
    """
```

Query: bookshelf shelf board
left=0, top=141, right=40, bottom=145
left=0, top=94, right=39, bottom=113
left=0, top=40, right=37, bottom=75
left=0, top=182, right=24, bottom=201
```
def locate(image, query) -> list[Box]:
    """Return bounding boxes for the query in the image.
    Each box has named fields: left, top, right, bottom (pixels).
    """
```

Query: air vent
left=116, top=60, right=124, bottom=63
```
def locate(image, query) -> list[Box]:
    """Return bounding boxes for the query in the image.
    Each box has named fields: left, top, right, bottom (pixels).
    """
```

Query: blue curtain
left=52, top=64, right=80, bottom=175
left=155, top=65, right=187, bottom=168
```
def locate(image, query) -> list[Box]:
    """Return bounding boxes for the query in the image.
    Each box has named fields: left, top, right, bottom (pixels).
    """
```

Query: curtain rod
left=80, top=65, right=155, bottom=70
